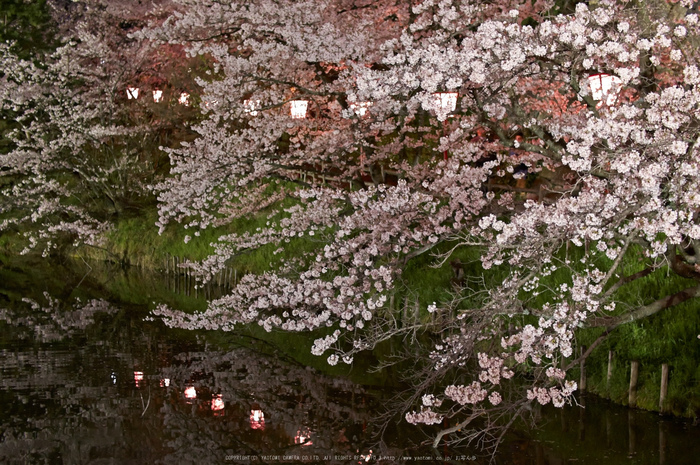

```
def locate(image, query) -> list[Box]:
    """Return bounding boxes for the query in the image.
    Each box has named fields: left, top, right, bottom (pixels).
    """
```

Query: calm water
left=1, top=260, right=698, bottom=464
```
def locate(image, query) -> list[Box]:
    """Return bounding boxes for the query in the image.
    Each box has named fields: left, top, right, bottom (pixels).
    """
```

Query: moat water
left=0, top=258, right=698, bottom=464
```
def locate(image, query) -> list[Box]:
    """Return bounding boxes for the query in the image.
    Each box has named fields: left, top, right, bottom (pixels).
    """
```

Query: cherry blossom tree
left=0, top=0, right=199, bottom=253
left=6, top=0, right=700, bottom=452
left=142, top=0, right=700, bottom=446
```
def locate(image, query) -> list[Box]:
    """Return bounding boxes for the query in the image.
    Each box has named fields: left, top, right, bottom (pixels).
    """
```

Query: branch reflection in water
left=1, top=283, right=699, bottom=464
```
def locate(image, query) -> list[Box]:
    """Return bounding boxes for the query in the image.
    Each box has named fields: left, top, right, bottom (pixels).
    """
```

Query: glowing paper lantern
left=350, top=101, right=372, bottom=117
left=126, top=87, right=139, bottom=99
left=178, top=93, right=190, bottom=106
left=433, top=92, right=458, bottom=114
left=134, top=371, right=144, bottom=387
left=588, top=73, right=622, bottom=107
left=211, top=394, right=225, bottom=412
left=160, top=378, right=170, bottom=387
left=244, top=99, right=260, bottom=116
left=434, top=92, right=458, bottom=160
left=184, top=386, right=197, bottom=400
left=250, top=408, right=265, bottom=429
left=153, top=90, right=163, bottom=103
left=290, top=100, right=308, bottom=119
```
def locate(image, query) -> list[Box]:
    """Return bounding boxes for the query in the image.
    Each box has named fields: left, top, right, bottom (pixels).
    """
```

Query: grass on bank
left=74, top=194, right=320, bottom=276
left=402, top=239, right=700, bottom=418
left=4, top=196, right=700, bottom=417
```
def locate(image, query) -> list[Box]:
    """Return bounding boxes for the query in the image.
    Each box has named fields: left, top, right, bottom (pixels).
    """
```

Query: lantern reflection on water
left=294, top=428, right=313, bottom=446
left=290, top=100, right=308, bottom=119
left=184, top=385, right=197, bottom=400
left=211, top=394, right=225, bottom=412
left=126, top=87, right=139, bottom=99
left=250, top=407, right=265, bottom=430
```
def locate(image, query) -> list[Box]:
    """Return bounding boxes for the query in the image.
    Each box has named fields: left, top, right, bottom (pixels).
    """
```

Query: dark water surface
left=1, top=259, right=698, bottom=464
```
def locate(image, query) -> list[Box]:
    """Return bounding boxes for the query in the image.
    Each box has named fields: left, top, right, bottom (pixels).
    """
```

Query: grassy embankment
left=405, top=239, right=700, bottom=419
left=80, top=208, right=700, bottom=418
left=2, top=200, right=698, bottom=417
left=510, top=243, right=700, bottom=419
left=577, top=259, right=700, bottom=418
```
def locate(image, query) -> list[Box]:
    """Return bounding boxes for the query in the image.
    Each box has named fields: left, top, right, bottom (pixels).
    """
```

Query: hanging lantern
left=184, top=385, right=197, bottom=400
left=244, top=99, right=260, bottom=116
left=153, top=90, right=163, bottom=103
left=211, top=394, right=225, bottom=412
left=178, top=93, right=190, bottom=106
left=290, top=100, right=308, bottom=119
left=126, top=87, right=139, bottom=99
left=433, top=92, right=458, bottom=114
left=160, top=378, right=170, bottom=387
left=433, top=92, right=458, bottom=159
left=133, top=371, right=144, bottom=388
left=350, top=101, right=372, bottom=117
left=588, top=73, right=622, bottom=107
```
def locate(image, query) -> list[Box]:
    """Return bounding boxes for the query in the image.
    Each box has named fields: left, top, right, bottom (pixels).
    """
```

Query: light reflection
left=184, top=385, right=197, bottom=400
left=294, top=427, right=313, bottom=446
left=250, top=407, right=265, bottom=430
left=211, top=394, right=225, bottom=413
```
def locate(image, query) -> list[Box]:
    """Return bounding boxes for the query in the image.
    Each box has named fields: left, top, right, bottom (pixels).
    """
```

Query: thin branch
left=602, top=266, right=656, bottom=299
left=141, top=387, right=151, bottom=417
left=590, top=283, right=700, bottom=329
left=565, top=329, right=612, bottom=371
left=432, top=411, right=482, bottom=448
left=599, top=232, right=635, bottom=292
